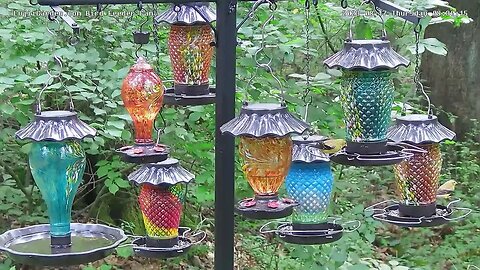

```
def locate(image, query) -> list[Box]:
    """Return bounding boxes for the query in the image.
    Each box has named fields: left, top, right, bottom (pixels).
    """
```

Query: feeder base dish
left=398, top=203, right=437, bottom=218
left=0, top=223, right=126, bottom=266
left=236, top=196, right=296, bottom=220
left=277, top=223, right=343, bottom=245
left=174, top=84, right=210, bottom=96
left=331, top=143, right=412, bottom=166
left=132, top=236, right=192, bottom=259
left=345, top=141, right=388, bottom=155
left=372, top=204, right=452, bottom=227
left=116, top=143, right=169, bottom=164
left=164, top=87, right=216, bottom=106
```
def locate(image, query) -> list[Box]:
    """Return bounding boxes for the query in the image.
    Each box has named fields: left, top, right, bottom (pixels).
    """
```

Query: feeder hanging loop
left=236, top=0, right=268, bottom=32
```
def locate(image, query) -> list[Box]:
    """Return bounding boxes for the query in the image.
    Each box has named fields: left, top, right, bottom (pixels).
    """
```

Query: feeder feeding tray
left=116, top=143, right=170, bottom=164
left=0, top=223, right=126, bottom=266
left=132, top=228, right=205, bottom=259
left=163, top=87, right=216, bottom=106
left=236, top=195, right=298, bottom=220
left=330, top=142, right=415, bottom=167
left=277, top=223, right=344, bottom=245
left=366, top=200, right=472, bottom=228
left=260, top=219, right=360, bottom=245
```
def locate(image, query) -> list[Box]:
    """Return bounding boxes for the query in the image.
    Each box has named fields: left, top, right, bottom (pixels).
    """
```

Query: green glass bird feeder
left=324, top=24, right=412, bottom=166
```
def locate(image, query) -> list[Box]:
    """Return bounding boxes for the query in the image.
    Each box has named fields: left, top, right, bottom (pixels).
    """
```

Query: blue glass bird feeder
left=285, top=136, right=333, bottom=225
left=260, top=136, right=360, bottom=245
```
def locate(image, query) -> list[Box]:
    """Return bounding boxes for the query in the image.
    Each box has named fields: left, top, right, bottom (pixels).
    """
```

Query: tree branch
left=315, top=5, right=337, bottom=54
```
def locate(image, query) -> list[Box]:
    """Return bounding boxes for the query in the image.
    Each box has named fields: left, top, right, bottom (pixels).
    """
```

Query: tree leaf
left=108, top=184, right=119, bottom=195
left=421, top=38, right=447, bottom=56
left=0, top=103, right=15, bottom=115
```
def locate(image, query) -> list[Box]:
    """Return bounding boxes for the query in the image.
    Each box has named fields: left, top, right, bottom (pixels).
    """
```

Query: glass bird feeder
left=260, top=136, right=361, bottom=244
left=367, top=114, right=471, bottom=227
left=324, top=30, right=414, bottom=166
left=128, top=158, right=205, bottom=258
left=117, top=57, right=170, bottom=164
left=220, top=103, right=310, bottom=220
left=156, top=3, right=216, bottom=106
left=0, top=91, right=126, bottom=266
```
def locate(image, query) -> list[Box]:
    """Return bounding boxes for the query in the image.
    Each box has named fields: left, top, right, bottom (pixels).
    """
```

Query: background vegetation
left=0, top=0, right=478, bottom=269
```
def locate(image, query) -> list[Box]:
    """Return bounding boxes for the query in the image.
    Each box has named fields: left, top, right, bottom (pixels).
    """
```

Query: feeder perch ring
left=366, top=199, right=472, bottom=228
left=131, top=227, right=206, bottom=259
left=260, top=219, right=360, bottom=245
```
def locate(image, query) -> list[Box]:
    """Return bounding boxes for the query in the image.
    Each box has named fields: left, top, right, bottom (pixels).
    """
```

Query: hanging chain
left=152, top=3, right=161, bottom=72
left=244, top=0, right=285, bottom=105
left=302, top=0, right=313, bottom=122
left=413, top=26, right=421, bottom=93
left=412, top=24, right=432, bottom=116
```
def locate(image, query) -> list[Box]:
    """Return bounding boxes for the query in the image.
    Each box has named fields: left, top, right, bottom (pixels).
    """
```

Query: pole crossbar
left=372, top=0, right=421, bottom=25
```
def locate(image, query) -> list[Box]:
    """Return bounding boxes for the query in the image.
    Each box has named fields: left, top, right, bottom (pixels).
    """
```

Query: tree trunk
left=421, top=1, right=480, bottom=139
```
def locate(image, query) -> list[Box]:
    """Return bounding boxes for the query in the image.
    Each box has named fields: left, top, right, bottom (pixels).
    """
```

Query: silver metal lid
left=387, top=114, right=455, bottom=144
left=292, top=135, right=329, bottom=163
left=155, top=2, right=216, bottom=25
left=220, top=103, right=310, bottom=137
left=324, top=40, right=410, bottom=70
left=15, top=111, right=96, bottom=142
left=128, top=158, right=195, bottom=186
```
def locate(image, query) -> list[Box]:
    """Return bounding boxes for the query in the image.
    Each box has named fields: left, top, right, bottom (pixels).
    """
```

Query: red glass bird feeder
left=156, top=3, right=216, bottom=105
left=117, top=57, right=169, bottom=164
left=128, top=158, right=205, bottom=258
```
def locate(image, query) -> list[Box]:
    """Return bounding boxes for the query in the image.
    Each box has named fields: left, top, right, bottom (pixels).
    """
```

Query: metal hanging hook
left=236, top=0, right=267, bottom=31
left=411, top=24, right=432, bottom=116
left=348, top=0, right=387, bottom=41
left=133, top=8, right=150, bottom=59
left=154, top=109, right=167, bottom=145
left=36, top=56, right=75, bottom=115
left=245, top=0, right=285, bottom=105
left=302, top=1, right=313, bottom=122
left=341, top=0, right=348, bottom=8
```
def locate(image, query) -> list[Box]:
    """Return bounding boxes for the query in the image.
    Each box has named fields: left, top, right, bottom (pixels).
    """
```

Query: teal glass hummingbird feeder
left=0, top=88, right=126, bottom=267
left=15, top=97, right=96, bottom=245
left=323, top=24, right=413, bottom=166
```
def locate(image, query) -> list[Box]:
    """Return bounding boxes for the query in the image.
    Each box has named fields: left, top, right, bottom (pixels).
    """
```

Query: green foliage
left=0, top=0, right=477, bottom=269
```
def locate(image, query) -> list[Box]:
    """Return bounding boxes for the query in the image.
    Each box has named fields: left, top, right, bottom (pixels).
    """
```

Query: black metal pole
left=215, top=0, right=236, bottom=270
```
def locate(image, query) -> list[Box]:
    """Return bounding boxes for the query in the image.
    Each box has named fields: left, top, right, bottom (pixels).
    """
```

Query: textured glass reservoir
left=285, top=162, right=333, bottom=223
left=239, top=136, right=292, bottom=195
left=121, top=57, right=164, bottom=144
left=29, top=141, right=86, bottom=237
left=394, top=143, right=442, bottom=205
left=168, top=25, right=214, bottom=91
left=341, top=70, right=394, bottom=142
left=138, top=184, right=183, bottom=239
